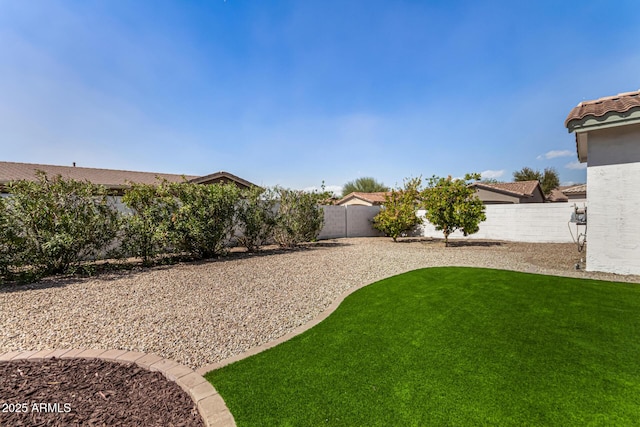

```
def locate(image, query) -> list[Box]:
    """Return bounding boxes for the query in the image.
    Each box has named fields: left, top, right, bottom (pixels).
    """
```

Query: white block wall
left=317, top=204, right=583, bottom=243
left=416, top=204, right=583, bottom=243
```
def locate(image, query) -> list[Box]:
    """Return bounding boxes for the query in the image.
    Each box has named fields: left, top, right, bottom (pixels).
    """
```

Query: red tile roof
left=546, top=188, right=568, bottom=203
left=336, top=192, right=389, bottom=205
left=0, top=161, right=197, bottom=188
left=561, top=184, right=586, bottom=195
left=565, top=90, right=640, bottom=127
left=471, top=181, right=541, bottom=198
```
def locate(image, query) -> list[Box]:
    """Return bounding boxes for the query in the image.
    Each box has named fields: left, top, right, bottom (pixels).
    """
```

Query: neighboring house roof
left=561, top=184, right=587, bottom=196
left=336, top=192, right=389, bottom=206
left=470, top=181, right=541, bottom=198
left=0, top=161, right=255, bottom=192
left=470, top=181, right=546, bottom=204
left=546, top=188, right=568, bottom=203
left=189, top=171, right=256, bottom=189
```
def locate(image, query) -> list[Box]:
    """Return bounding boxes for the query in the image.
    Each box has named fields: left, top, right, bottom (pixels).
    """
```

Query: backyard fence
left=318, top=205, right=385, bottom=239
left=318, top=203, right=587, bottom=243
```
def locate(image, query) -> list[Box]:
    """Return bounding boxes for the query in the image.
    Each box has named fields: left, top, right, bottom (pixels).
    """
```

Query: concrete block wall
left=345, top=206, right=386, bottom=238
left=417, top=203, right=584, bottom=243
left=318, top=205, right=384, bottom=239
left=318, top=206, right=347, bottom=239
left=317, top=203, right=586, bottom=243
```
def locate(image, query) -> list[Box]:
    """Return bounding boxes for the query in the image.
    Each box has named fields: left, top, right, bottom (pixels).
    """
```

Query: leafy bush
left=0, top=196, right=21, bottom=282
left=5, top=172, right=120, bottom=276
left=273, top=188, right=324, bottom=248
left=421, top=173, right=486, bottom=246
left=168, top=182, right=240, bottom=258
left=372, top=177, right=423, bottom=242
left=120, top=181, right=177, bottom=265
left=235, top=186, right=277, bottom=252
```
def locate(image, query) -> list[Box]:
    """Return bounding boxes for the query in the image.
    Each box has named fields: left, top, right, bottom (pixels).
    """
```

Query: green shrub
left=5, top=172, right=120, bottom=276
left=236, top=186, right=277, bottom=252
left=168, top=182, right=240, bottom=258
left=0, top=196, right=21, bottom=283
left=273, top=188, right=324, bottom=248
left=120, top=181, right=177, bottom=265
left=421, top=173, right=486, bottom=246
left=372, top=177, right=422, bottom=242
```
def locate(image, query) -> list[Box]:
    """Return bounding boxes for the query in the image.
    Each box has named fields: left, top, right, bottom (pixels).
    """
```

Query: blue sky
left=2, top=1, right=639, bottom=194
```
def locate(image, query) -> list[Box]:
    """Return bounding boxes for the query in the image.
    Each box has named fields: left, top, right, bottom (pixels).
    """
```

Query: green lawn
left=205, top=267, right=640, bottom=426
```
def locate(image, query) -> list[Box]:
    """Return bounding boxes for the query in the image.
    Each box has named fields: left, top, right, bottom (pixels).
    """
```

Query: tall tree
left=513, top=167, right=560, bottom=196
left=342, top=177, right=389, bottom=197
left=421, top=173, right=486, bottom=247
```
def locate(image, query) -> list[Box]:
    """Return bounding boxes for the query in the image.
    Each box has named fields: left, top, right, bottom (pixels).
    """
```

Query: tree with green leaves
left=342, top=177, right=389, bottom=197
left=0, top=196, right=22, bottom=282
left=421, top=173, right=486, bottom=247
left=479, top=178, right=502, bottom=184
left=513, top=167, right=560, bottom=196
left=372, top=177, right=422, bottom=242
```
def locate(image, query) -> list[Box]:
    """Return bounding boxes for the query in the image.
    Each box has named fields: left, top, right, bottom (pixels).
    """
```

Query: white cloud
left=480, top=169, right=505, bottom=180
left=565, top=160, right=587, bottom=170
left=537, top=150, right=574, bottom=160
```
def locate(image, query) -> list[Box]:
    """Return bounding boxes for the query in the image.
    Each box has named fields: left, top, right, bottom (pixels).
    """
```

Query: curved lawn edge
left=203, top=267, right=640, bottom=426
left=196, top=267, right=379, bottom=376
left=196, top=265, right=531, bottom=375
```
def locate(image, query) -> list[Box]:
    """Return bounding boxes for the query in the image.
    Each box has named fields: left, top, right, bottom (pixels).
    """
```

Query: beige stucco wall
left=584, top=123, right=640, bottom=275
left=475, top=188, right=519, bottom=204
left=338, top=198, right=374, bottom=206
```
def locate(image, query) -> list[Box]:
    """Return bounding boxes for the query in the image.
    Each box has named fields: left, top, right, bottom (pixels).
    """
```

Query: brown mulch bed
left=0, top=358, right=204, bottom=427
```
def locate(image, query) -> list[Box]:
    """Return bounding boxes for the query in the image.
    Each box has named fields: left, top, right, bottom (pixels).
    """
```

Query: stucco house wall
left=474, top=187, right=545, bottom=204
left=474, top=188, right=521, bottom=204
left=584, top=123, right=640, bottom=275
left=339, top=198, right=374, bottom=206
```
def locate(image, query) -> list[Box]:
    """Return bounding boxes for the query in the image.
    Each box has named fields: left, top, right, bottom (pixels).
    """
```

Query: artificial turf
left=205, top=267, right=640, bottom=426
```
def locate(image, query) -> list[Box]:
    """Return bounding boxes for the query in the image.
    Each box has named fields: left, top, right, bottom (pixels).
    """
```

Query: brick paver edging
left=197, top=279, right=375, bottom=375
left=0, top=349, right=235, bottom=427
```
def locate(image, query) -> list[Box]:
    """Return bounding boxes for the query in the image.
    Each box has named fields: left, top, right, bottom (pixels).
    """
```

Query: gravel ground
left=1, top=237, right=639, bottom=370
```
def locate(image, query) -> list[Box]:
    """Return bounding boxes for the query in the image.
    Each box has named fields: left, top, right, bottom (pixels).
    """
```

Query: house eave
left=567, top=109, right=640, bottom=133
left=567, top=110, right=640, bottom=164
left=575, top=132, right=588, bottom=163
